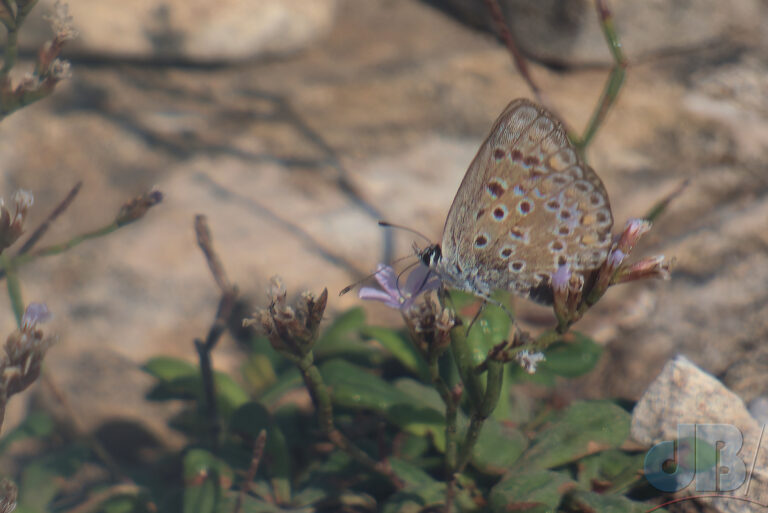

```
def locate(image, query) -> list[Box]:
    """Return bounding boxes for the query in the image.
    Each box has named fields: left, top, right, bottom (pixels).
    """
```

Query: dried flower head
left=552, top=218, right=673, bottom=330
left=115, top=190, right=163, bottom=226
left=0, top=478, right=17, bottom=513
left=0, top=190, right=34, bottom=253
left=243, top=277, right=328, bottom=358
left=1, top=303, right=55, bottom=426
left=49, top=58, right=72, bottom=80
left=402, top=294, right=455, bottom=361
left=44, top=1, right=78, bottom=41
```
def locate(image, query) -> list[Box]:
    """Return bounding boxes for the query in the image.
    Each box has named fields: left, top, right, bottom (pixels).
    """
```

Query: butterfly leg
left=465, top=300, right=487, bottom=336
left=481, top=295, right=516, bottom=324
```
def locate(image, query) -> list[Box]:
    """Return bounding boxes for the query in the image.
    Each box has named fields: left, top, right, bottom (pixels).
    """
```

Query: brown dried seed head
left=115, top=190, right=163, bottom=226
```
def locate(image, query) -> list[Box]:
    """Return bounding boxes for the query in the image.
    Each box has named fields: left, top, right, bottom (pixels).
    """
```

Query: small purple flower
left=21, top=302, right=52, bottom=331
left=359, top=263, right=441, bottom=310
left=552, top=264, right=571, bottom=292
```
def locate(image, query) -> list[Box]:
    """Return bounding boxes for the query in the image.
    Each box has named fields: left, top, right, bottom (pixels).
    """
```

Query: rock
left=632, top=356, right=768, bottom=512
left=21, top=0, right=338, bottom=62
left=428, top=0, right=764, bottom=66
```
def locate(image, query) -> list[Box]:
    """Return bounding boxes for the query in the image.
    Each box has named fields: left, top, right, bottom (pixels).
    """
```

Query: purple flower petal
left=359, top=286, right=401, bottom=309
left=22, top=302, right=52, bottom=330
left=552, top=264, right=571, bottom=291
left=373, top=264, right=399, bottom=298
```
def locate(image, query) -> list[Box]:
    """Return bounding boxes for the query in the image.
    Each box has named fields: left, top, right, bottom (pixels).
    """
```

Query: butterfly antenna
left=378, top=221, right=432, bottom=243
left=339, top=254, right=416, bottom=296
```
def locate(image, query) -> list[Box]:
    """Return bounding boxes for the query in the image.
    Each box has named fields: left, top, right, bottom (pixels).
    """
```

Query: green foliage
left=2, top=301, right=661, bottom=512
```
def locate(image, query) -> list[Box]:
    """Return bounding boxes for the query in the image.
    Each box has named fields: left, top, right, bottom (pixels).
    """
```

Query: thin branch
left=574, top=0, right=628, bottom=153
left=193, top=215, right=238, bottom=447
left=483, top=0, right=561, bottom=123
left=195, top=214, right=233, bottom=294
left=292, top=353, right=404, bottom=488
left=233, top=429, right=267, bottom=513
left=16, top=181, right=83, bottom=256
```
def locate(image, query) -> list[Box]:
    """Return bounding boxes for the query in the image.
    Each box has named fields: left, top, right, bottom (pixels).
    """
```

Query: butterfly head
left=419, top=244, right=442, bottom=269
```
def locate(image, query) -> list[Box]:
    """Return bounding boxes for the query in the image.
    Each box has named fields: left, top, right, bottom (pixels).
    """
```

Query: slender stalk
left=17, top=181, right=83, bottom=256
left=456, top=359, right=503, bottom=473
left=293, top=352, right=404, bottom=488
left=193, top=216, right=238, bottom=448
left=482, top=0, right=549, bottom=110
left=1, top=253, right=23, bottom=326
left=12, top=223, right=119, bottom=266
left=233, top=429, right=267, bottom=513
left=574, top=0, right=628, bottom=154
left=429, top=357, right=457, bottom=472
left=0, top=23, right=18, bottom=77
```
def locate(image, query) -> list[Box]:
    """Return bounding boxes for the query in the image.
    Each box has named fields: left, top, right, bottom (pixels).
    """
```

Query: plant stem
left=574, top=0, right=628, bottom=154
left=293, top=352, right=404, bottom=488
left=450, top=328, right=484, bottom=406
left=16, top=223, right=119, bottom=263
left=429, top=357, right=457, bottom=472
left=456, top=359, right=504, bottom=473
left=0, top=253, right=23, bottom=326
left=17, top=181, right=83, bottom=256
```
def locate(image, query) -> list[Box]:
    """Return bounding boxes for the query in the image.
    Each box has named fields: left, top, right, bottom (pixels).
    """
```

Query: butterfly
left=419, top=99, right=613, bottom=305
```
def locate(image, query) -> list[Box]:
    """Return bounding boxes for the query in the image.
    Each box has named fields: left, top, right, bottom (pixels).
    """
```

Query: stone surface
left=632, top=356, right=768, bottom=512
left=0, top=0, right=766, bottom=455
left=428, top=0, right=765, bottom=66
left=22, top=0, right=338, bottom=62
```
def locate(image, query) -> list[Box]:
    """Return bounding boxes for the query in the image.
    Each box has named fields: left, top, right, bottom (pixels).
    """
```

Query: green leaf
left=490, top=470, right=575, bottom=513
left=389, top=378, right=448, bottom=448
left=315, top=307, right=365, bottom=349
left=259, top=367, right=302, bottom=408
left=319, top=359, right=412, bottom=412
left=219, top=494, right=315, bottom=513
left=213, top=371, right=250, bottom=416
left=539, top=332, right=603, bottom=378
left=17, top=444, right=90, bottom=511
left=563, top=490, right=663, bottom=513
left=577, top=449, right=645, bottom=493
left=360, top=325, right=428, bottom=378
left=144, top=358, right=248, bottom=419
left=514, top=400, right=631, bottom=471
left=17, top=462, right=61, bottom=511
left=143, top=356, right=197, bottom=381
left=183, top=449, right=233, bottom=513
left=241, top=352, right=278, bottom=395
left=389, top=457, right=439, bottom=489
left=0, top=411, right=54, bottom=455
left=463, top=291, right=512, bottom=368
left=314, top=308, right=383, bottom=364
left=472, top=419, right=528, bottom=474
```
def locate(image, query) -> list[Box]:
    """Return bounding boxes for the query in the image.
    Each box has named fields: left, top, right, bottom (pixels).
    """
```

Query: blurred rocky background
left=1, top=0, right=767, bottom=450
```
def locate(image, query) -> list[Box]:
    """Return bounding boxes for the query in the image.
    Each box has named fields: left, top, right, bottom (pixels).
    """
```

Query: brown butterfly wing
left=439, top=99, right=613, bottom=303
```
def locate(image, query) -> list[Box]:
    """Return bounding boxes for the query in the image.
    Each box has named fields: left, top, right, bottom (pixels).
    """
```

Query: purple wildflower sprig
left=359, top=263, right=441, bottom=311
left=358, top=263, right=452, bottom=361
